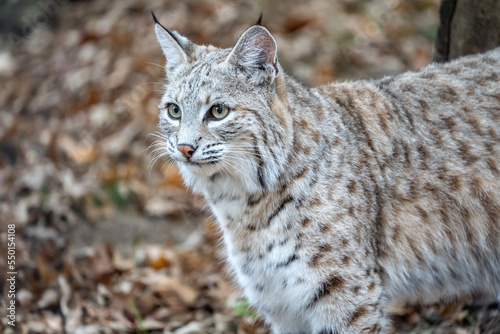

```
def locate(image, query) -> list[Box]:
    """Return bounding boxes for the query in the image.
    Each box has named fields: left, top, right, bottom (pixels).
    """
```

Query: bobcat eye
left=209, top=105, right=230, bottom=120
left=167, top=103, right=181, bottom=119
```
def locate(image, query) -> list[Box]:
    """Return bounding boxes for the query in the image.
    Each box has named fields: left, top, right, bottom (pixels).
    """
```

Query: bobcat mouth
left=183, top=158, right=221, bottom=166
left=184, top=161, right=217, bottom=166
left=180, top=157, right=222, bottom=177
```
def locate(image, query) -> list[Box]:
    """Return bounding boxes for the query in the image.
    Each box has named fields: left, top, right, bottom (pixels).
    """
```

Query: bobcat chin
left=152, top=13, right=500, bottom=334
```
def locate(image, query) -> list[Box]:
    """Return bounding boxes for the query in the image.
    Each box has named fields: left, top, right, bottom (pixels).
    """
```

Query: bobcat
left=152, top=13, right=500, bottom=334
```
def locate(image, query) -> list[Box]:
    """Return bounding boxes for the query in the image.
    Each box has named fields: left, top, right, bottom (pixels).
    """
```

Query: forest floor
left=1, top=0, right=499, bottom=333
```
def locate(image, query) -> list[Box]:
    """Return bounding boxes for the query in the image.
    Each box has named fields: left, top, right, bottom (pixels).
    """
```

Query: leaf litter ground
left=0, top=0, right=499, bottom=333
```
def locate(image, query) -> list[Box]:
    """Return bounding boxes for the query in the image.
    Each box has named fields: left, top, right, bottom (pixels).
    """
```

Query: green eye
left=210, top=105, right=230, bottom=120
left=167, top=104, right=181, bottom=119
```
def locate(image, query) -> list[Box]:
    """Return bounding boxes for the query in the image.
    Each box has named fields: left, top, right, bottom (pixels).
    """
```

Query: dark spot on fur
left=319, top=244, right=333, bottom=252
left=306, top=274, right=345, bottom=308
left=301, top=217, right=312, bottom=227
left=257, top=164, right=266, bottom=188
left=409, top=180, right=419, bottom=198
left=470, top=176, right=483, bottom=198
left=489, top=128, right=499, bottom=140
left=348, top=206, right=355, bottom=217
left=415, top=205, right=430, bottom=224
left=443, top=116, right=456, bottom=130
left=348, top=305, right=369, bottom=326
left=276, top=253, right=299, bottom=268
left=248, top=194, right=263, bottom=206
left=308, top=253, right=324, bottom=267
left=448, top=175, right=462, bottom=191
left=293, top=166, right=309, bottom=179
left=369, top=324, right=382, bottom=333
left=458, top=140, right=479, bottom=166
left=294, top=241, right=303, bottom=251
left=247, top=224, right=257, bottom=231
left=486, top=158, right=500, bottom=175
left=266, top=196, right=294, bottom=227
left=347, top=179, right=357, bottom=194
left=311, top=195, right=323, bottom=206
left=482, top=193, right=500, bottom=228
left=319, top=223, right=331, bottom=233
left=279, top=237, right=290, bottom=246
left=267, top=242, right=274, bottom=252
left=392, top=225, right=401, bottom=242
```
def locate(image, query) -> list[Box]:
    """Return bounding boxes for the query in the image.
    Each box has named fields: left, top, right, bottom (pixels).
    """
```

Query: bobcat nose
left=177, top=144, right=196, bottom=158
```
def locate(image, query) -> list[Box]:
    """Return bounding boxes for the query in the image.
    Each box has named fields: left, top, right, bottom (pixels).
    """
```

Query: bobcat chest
left=227, top=246, right=312, bottom=315
left=210, top=196, right=314, bottom=314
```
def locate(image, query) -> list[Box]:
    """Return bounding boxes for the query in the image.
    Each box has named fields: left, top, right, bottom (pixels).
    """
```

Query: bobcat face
left=158, top=50, right=235, bottom=177
left=154, top=15, right=289, bottom=190
left=158, top=49, right=269, bottom=179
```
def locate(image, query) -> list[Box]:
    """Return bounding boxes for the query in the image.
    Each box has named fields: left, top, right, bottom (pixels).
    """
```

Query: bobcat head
left=153, top=13, right=292, bottom=195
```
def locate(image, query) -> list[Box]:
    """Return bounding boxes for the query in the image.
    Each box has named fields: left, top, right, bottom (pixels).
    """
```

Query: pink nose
left=177, top=144, right=196, bottom=158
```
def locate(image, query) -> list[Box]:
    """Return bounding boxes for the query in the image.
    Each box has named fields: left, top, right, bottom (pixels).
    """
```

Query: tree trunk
left=434, top=0, right=500, bottom=62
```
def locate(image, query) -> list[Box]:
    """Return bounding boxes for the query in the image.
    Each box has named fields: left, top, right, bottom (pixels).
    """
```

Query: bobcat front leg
left=306, top=273, right=387, bottom=334
left=309, top=303, right=386, bottom=333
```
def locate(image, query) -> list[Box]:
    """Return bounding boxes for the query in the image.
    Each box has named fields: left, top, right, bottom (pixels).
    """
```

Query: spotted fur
left=153, top=17, right=500, bottom=333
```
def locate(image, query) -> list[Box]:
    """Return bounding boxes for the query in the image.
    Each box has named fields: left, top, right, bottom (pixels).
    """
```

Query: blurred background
left=1, top=0, right=498, bottom=333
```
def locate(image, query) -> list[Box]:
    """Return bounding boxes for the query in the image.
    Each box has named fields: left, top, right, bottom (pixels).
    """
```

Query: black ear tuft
left=151, top=10, right=170, bottom=33
left=151, top=10, right=160, bottom=24
left=256, top=12, right=263, bottom=26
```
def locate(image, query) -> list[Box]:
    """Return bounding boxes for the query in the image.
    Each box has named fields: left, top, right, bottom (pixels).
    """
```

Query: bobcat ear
left=226, top=25, right=279, bottom=80
left=152, top=12, right=192, bottom=72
